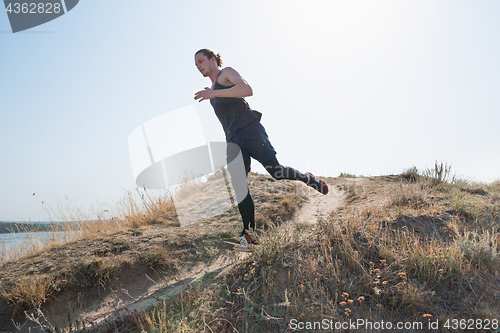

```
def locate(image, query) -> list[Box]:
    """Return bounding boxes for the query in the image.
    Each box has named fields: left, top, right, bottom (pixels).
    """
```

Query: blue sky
left=1, top=0, right=499, bottom=221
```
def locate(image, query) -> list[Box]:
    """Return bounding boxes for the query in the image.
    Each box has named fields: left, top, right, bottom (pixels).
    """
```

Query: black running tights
left=238, top=155, right=308, bottom=231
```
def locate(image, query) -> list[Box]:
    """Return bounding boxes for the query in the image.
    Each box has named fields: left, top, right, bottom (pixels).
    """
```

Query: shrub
left=401, top=166, right=420, bottom=183
left=423, top=161, right=455, bottom=186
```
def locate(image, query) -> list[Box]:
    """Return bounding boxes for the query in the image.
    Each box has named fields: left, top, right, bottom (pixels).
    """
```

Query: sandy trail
left=85, top=255, right=234, bottom=330
left=294, top=181, right=345, bottom=224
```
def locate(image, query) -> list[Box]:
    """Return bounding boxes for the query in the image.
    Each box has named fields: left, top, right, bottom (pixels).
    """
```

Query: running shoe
left=221, top=237, right=255, bottom=252
left=240, top=229, right=260, bottom=244
left=239, top=233, right=260, bottom=247
left=306, top=172, right=329, bottom=195
left=222, top=231, right=259, bottom=249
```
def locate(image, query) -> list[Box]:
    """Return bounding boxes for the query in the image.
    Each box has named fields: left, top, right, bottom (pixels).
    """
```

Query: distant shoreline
left=0, top=222, right=65, bottom=234
left=0, top=221, right=59, bottom=224
left=0, top=221, right=94, bottom=234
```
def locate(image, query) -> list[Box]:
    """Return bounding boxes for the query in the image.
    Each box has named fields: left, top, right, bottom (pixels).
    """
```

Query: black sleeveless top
left=210, top=69, right=261, bottom=141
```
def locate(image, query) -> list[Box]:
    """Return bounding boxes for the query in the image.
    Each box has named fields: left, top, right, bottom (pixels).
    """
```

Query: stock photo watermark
left=3, top=0, right=79, bottom=33
left=128, top=104, right=249, bottom=227
left=128, top=104, right=371, bottom=228
left=288, top=317, right=499, bottom=331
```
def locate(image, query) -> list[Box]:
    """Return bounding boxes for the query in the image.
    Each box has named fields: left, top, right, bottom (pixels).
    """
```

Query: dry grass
left=0, top=172, right=308, bottom=332
left=135, top=164, right=500, bottom=332
left=2, top=162, right=499, bottom=332
left=0, top=187, right=179, bottom=264
left=141, top=245, right=176, bottom=272
left=0, top=275, right=55, bottom=316
left=389, top=181, right=433, bottom=210
left=422, top=161, right=456, bottom=186
left=0, top=184, right=180, bottom=329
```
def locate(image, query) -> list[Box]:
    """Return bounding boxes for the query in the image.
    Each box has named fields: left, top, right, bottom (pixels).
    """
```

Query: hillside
left=1, top=166, right=499, bottom=332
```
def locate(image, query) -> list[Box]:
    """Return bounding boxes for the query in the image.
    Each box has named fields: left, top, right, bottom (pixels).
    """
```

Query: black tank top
left=210, top=69, right=261, bottom=141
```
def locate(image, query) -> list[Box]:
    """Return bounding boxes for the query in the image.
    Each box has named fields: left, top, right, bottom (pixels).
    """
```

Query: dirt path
left=294, top=181, right=345, bottom=224
left=84, top=254, right=234, bottom=330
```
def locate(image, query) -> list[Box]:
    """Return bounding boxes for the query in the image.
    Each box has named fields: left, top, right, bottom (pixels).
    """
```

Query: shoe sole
left=222, top=238, right=241, bottom=246
left=222, top=238, right=259, bottom=252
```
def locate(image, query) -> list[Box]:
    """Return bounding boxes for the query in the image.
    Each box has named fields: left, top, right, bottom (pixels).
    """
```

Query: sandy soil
left=294, top=181, right=345, bottom=224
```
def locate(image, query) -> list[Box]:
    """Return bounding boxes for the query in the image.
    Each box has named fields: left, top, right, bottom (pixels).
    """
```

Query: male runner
left=194, top=49, right=328, bottom=248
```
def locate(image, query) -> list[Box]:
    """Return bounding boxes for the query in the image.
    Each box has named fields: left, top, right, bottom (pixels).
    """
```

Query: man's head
left=195, top=49, right=222, bottom=77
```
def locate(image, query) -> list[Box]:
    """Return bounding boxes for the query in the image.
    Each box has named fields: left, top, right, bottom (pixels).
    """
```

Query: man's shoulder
left=221, top=67, right=237, bottom=75
left=218, top=67, right=239, bottom=85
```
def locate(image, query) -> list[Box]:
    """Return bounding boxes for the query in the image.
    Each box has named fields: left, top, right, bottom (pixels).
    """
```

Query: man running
left=194, top=49, right=328, bottom=248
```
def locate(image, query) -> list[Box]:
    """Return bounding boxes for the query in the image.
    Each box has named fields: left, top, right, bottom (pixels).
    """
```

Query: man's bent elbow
left=247, top=86, right=253, bottom=97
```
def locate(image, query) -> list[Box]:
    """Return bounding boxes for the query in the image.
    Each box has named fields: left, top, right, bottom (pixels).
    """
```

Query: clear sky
left=1, top=0, right=499, bottom=222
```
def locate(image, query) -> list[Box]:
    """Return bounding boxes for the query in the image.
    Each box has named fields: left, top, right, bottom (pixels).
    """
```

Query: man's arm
left=194, top=67, right=253, bottom=102
left=214, top=67, right=253, bottom=98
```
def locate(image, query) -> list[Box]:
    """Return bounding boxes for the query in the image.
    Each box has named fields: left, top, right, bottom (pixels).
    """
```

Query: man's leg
left=230, top=161, right=259, bottom=246
left=263, top=155, right=329, bottom=194
left=237, top=161, right=255, bottom=233
left=226, top=141, right=257, bottom=238
left=263, top=155, right=309, bottom=182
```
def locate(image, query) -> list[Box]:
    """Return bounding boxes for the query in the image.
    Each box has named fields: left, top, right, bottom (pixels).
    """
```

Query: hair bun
left=216, top=53, right=223, bottom=67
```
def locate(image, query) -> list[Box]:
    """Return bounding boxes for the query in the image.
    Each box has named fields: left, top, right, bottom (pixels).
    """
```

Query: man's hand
left=194, top=87, right=216, bottom=102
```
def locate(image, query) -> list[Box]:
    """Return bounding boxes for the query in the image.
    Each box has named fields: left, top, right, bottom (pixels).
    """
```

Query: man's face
left=195, top=53, right=214, bottom=77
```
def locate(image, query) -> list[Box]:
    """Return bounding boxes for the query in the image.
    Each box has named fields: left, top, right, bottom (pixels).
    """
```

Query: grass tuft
left=401, top=166, right=420, bottom=183
left=423, top=161, right=455, bottom=186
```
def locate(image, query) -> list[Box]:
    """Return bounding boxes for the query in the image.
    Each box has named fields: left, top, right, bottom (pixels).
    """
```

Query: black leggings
left=263, top=155, right=309, bottom=182
left=238, top=155, right=308, bottom=231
